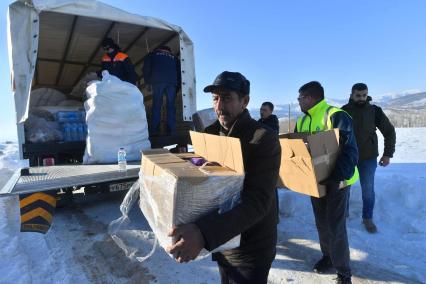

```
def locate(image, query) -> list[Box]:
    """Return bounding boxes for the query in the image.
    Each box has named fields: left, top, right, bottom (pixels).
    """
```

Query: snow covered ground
left=1, top=128, right=425, bottom=284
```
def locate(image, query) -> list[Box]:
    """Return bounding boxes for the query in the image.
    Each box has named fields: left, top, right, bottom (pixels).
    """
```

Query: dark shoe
left=363, top=218, right=377, bottom=233
left=313, top=255, right=332, bottom=274
left=336, top=273, right=352, bottom=284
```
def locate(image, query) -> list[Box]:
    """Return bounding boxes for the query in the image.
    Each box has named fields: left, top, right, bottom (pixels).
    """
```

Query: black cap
left=203, top=71, right=250, bottom=96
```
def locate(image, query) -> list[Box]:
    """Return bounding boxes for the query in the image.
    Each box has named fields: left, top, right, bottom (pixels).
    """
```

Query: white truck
left=1, top=0, right=201, bottom=203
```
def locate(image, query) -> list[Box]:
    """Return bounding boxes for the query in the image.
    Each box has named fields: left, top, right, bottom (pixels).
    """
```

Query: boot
left=313, top=255, right=332, bottom=274
left=336, top=273, right=352, bottom=284
left=363, top=218, right=377, bottom=233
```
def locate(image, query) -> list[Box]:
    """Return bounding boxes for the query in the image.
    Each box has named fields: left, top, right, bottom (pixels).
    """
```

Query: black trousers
left=218, top=262, right=272, bottom=284
left=311, top=184, right=351, bottom=278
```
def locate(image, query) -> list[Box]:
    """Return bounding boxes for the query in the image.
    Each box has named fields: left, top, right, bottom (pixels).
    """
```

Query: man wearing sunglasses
left=342, top=83, right=396, bottom=233
left=295, top=81, right=358, bottom=284
left=98, top=37, right=138, bottom=85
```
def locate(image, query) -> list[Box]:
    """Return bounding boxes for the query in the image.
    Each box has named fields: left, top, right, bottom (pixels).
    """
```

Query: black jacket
left=98, top=50, right=138, bottom=85
left=195, top=109, right=281, bottom=267
left=342, top=97, right=396, bottom=161
left=258, top=114, right=279, bottom=135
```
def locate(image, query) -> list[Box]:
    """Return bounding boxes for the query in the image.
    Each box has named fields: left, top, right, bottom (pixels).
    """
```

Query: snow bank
left=0, top=128, right=425, bottom=283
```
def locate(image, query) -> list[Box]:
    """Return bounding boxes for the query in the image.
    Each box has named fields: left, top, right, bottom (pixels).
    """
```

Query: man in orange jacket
left=98, top=37, right=137, bottom=85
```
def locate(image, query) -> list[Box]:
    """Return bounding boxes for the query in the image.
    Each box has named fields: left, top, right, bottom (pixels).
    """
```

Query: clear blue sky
left=1, top=0, right=426, bottom=140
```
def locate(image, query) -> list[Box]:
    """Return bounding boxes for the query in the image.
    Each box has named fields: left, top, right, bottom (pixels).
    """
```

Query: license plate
left=109, top=181, right=134, bottom=192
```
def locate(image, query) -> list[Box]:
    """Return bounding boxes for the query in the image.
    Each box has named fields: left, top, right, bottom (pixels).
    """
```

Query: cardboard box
left=277, top=129, right=339, bottom=198
left=139, top=131, right=244, bottom=252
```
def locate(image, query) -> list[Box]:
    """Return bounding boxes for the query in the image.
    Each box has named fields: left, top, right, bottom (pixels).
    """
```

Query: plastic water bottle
left=77, top=124, right=84, bottom=141
left=57, top=112, right=66, bottom=123
left=79, top=111, right=86, bottom=123
left=64, top=123, right=71, bottom=141
left=69, top=112, right=77, bottom=122
left=69, top=123, right=77, bottom=141
left=118, top=148, right=127, bottom=172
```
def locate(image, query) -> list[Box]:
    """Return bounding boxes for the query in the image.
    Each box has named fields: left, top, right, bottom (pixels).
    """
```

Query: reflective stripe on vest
left=102, top=52, right=129, bottom=62
left=296, top=101, right=359, bottom=187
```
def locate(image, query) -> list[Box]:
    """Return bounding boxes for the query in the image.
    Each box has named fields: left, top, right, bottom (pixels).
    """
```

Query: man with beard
left=342, top=83, right=396, bottom=233
left=295, top=81, right=358, bottom=284
left=166, top=71, right=281, bottom=284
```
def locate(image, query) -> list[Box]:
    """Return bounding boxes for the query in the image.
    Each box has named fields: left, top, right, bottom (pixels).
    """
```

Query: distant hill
left=250, top=92, right=426, bottom=131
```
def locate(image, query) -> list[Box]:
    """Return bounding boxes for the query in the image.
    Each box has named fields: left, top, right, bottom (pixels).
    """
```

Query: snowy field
left=0, top=128, right=425, bottom=284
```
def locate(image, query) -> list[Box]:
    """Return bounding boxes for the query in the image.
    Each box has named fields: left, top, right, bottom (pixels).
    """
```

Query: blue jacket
left=328, top=111, right=359, bottom=182
left=142, top=49, right=180, bottom=85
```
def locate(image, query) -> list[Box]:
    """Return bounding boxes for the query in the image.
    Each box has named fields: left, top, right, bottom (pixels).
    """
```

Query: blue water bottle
left=64, top=123, right=71, bottom=141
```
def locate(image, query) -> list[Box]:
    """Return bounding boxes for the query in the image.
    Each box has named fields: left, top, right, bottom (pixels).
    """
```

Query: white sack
left=83, top=72, right=150, bottom=164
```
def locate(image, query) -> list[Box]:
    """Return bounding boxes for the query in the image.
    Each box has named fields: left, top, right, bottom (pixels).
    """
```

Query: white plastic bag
left=25, top=115, right=63, bottom=143
left=83, top=72, right=151, bottom=164
left=109, top=169, right=243, bottom=262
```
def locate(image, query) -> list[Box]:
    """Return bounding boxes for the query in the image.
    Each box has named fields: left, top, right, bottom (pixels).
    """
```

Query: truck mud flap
left=19, top=191, right=57, bottom=234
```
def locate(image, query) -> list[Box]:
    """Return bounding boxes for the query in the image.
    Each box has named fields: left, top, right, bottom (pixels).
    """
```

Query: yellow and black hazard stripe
left=19, top=191, right=57, bottom=234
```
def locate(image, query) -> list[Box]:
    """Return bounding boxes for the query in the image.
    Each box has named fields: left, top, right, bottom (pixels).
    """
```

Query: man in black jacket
left=98, top=37, right=138, bottom=85
left=258, top=101, right=279, bottom=134
left=342, top=83, right=396, bottom=233
left=166, top=71, right=281, bottom=284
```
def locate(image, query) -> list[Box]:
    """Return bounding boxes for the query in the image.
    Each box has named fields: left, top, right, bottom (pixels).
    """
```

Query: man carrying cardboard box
left=295, top=81, right=359, bottom=284
left=166, top=71, right=281, bottom=284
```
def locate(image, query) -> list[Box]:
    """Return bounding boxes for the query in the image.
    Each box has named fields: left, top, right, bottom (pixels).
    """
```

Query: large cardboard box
left=277, top=129, right=339, bottom=198
left=139, top=131, right=244, bottom=252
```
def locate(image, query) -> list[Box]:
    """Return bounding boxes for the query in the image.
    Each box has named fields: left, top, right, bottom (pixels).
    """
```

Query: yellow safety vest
left=296, top=99, right=359, bottom=187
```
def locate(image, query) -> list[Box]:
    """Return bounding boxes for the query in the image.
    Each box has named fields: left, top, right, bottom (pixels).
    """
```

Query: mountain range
left=251, top=91, right=426, bottom=129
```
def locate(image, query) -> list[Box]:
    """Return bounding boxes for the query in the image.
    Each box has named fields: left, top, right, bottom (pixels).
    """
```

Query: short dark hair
left=261, top=102, right=274, bottom=111
left=299, top=81, right=324, bottom=100
left=102, top=37, right=120, bottom=51
left=102, top=37, right=115, bottom=48
left=352, top=83, right=368, bottom=92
